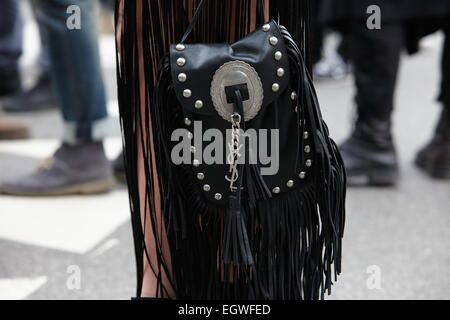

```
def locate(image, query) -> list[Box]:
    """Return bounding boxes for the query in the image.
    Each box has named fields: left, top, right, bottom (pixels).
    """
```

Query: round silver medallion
left=210, top=60, right=264, bottom=122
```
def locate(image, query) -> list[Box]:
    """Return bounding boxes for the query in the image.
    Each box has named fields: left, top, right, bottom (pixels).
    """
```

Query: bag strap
left=180, top=0, right=267, bottom=44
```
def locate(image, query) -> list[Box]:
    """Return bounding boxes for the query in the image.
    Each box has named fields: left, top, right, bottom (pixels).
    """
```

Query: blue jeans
left=32, top=0, right=109, bottom=142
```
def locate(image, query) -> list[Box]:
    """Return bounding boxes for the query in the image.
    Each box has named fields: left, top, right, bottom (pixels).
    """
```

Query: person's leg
left=439, top=23, right=450, bottom=111
left=415, top=22, right=450, bottom=178
left=32, top=0, right=108, bottom=141
left=2, top=7, right=58, bottom=112
left=1, top=0, right=113, bottom=196
left=0, top=0, right=22, bottom=95
left=340, top=21, right=404, bottom=185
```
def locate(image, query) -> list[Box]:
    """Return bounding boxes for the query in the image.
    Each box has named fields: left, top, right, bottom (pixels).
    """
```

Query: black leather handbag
left=149, top=0, right=346, bottom=300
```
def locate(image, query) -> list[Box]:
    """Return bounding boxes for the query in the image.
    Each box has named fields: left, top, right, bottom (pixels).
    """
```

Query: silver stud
left=274, top=51, right=282, bottom=61
left=193, top=159, right=200, bottom=167
left=277, top=68, right=285, bottom=77
left=272, top=83, right=280, bottom=92
left=183, top=89, right=192, bottom=98
left=195, top=100, right=203, bottom=109
left=178, top=73, right=187, bottom=83
left=177, top=57, right=186, bottom=67
left=299, top=171, right=306, bottom=179
left=187, top=132, right=193, bottom=140
left=197, top=173, right=205, bottom=180
left=203, top=184, right=211, bottom=192
left=269, top=36, right=278, bottom=46
left=190, top=146, right=196, bottom=153
left=287, top=180, right=294, bottom=188
left=291, top=92, right=297, bottom=101
left=306, top=159, right=312, bottom=167
left=304, top=145, right=311, bottom=153
left=214, top=193, right=222, bottom=200
left=303, top=131, right=309, bottom=140
left=272, top=187, right=281, bottom=194
left=295, top=106, right=298, bottom=113
left=184, top=118, right=191, bottom=126
left=176, top=44, right=185, bottom=51
left=262, top=24, right=271, bottom=32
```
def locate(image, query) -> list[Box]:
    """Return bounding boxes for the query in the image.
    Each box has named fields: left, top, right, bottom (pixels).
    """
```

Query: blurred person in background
left=311, top=0, right=351, bottom=81
left=1, top=0, right=116, bottom=196
left=0, top=0, right=57, bottom=112
left=320, top=0, right=450, bottom=185
left=0, top=0, right=30, bottom=140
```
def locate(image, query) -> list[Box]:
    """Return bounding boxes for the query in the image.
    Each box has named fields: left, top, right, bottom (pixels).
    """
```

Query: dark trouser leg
left=1, top=4, right=58, bottom=112
left=340, top=21, right=404, bottom=186
left=351, top=22, right=403, bottom=122
left=416, top=24, right=450, bottom=179
left=438, top=23, right=450, bottom=109
left=310, top=0, right=324, bottom=64
left=0, top=0, right=22, bottom=95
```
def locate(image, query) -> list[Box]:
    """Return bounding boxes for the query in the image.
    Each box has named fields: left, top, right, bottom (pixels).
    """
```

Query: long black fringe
left=115, top=0, right=345, bottom=300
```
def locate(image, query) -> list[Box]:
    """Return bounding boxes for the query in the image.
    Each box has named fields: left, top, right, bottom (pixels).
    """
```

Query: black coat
left=319, top=0, right=450, bottom=54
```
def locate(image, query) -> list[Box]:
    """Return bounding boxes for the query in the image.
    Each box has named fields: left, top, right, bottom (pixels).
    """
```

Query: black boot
left=339, top=117, right=399, bottom=186
left=415, top=108, right=450, bottom=179
left=1, top=71, right=58, bottom=112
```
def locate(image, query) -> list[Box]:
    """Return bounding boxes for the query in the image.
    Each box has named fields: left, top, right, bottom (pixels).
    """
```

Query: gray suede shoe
left=1, top=142, right=114, bottom=196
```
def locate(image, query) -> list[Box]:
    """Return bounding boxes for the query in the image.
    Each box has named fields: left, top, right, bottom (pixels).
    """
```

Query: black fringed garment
left=115, top=0, right=346, bottom=300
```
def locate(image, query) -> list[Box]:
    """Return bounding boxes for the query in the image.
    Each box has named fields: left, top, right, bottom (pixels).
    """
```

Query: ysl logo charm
left=225, top=114, right=243, bottom=191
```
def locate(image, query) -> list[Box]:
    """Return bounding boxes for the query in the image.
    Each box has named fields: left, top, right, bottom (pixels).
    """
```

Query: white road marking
left=0, top=276, right=48, bottom=300
left=90, top=238, right=121, bottom=257
left=0, top=191, right=130, bottom=254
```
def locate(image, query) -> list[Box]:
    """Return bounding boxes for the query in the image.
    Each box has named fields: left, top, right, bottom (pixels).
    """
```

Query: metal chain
left=225, top=113, right=243, bottom=192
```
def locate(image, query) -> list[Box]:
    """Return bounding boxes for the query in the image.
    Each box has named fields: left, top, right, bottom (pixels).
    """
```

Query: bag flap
left=170, top=20, right=290, bottom=120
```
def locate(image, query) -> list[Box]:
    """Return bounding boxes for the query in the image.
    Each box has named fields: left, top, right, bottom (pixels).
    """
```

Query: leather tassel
left=222, top=195, right=254, bottom=266
left=222, top=196, right=254, bottom=266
